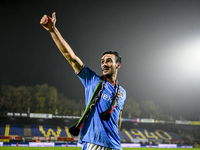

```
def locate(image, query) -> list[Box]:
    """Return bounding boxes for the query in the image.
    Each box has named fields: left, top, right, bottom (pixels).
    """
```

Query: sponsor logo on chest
left=101, top=84, right=123, bottom=108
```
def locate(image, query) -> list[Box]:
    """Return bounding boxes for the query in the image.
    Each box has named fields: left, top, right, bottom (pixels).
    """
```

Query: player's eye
left=106, top=59, right=112, bottom=63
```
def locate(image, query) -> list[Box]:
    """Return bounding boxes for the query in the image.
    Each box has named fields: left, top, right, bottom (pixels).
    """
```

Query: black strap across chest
left=69, top=76, right=120, bottom=136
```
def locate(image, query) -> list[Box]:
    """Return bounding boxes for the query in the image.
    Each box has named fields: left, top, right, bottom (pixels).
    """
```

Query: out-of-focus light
left=173, top=39, right=200, bottom=78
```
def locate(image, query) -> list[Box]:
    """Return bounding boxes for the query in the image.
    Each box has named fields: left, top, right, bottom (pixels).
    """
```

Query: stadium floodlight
left=173, top=39, right=200, bottom=79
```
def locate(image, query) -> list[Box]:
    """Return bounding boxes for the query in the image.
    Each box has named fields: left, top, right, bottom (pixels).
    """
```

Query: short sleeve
left=76, top=65, right=100, bottom=88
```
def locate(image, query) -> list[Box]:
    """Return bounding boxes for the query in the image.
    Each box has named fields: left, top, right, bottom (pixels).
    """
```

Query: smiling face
left=101, top=54, right=120, bottom=79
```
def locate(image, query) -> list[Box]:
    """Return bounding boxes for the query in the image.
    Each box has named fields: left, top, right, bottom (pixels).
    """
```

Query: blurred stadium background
left=0, top=85, right=200, bottom=148
left=0, top=112, right=200, bottom=148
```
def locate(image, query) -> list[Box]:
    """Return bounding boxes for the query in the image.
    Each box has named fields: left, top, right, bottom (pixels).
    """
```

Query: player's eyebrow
left=101, top=57, right=112, bottom=60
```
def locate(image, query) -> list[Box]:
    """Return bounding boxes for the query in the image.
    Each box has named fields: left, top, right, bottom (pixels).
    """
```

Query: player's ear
left=116, top=62, right=121, bottom=69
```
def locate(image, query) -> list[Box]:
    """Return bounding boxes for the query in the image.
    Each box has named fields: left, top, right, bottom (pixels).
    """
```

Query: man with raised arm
left=40, top=12, right=126, bottom=150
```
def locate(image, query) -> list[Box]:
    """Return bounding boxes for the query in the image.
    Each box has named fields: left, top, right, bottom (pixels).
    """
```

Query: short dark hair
left=101, top=51, right=122, bottom=64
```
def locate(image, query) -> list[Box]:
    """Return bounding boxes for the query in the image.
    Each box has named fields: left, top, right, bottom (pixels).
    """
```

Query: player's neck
left=104, top=75, right=117, bottom=85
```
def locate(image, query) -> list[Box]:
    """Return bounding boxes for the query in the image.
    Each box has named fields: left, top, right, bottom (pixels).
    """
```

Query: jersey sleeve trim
left=77, top=64, right=85, bottom=75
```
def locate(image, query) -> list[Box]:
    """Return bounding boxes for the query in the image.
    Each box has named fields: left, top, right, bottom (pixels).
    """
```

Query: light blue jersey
left=77, top=65, right=126, bottom=149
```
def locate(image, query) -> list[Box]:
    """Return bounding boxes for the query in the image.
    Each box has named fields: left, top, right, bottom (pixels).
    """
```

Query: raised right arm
left=40, top=12, right=83, bottom=73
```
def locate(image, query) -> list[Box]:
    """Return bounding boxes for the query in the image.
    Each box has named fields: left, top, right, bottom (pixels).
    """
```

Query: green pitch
left=0, top=147, right=200, bottom=150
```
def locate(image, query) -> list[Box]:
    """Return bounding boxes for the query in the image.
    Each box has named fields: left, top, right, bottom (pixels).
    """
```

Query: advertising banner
left=77, top=143, right=82, bottom=147
left=177, top=145, right=193, bottom=148
left=190, top=121, right=200, bottom=125
left=3, top=143, right=17, bottom=146
left=141, top=144, right=158, bottom=148
left=175, top=120, right=191, bottom=125
left=30, top=113, right=52, bottom=119
left=155, top=120, right=166, bottom=123
left=158, top=144, right=177, bottom=148
left=18, top=143, right=29, bottom=147
left=0, top=142, right=3, bottom=147
left=121, top=143, right=141, bottom=148
left=52, top=115, right=80, bottom=119
left=140, top=118, right=155, bottom=123
left=121, top=118, right=137, bottom=122
left=29, top=142, right=54, bottom=147
left=33, top=136, right=50, bottom=141
left=68, top=143, right=77, bottom=147
left=7, top=112, right=29, bottom=117
left=55, top=143, right=67, bottom=147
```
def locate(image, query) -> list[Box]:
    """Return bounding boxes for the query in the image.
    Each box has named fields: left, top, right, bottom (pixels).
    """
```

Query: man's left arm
left=118, top=111, right=122, bottom=135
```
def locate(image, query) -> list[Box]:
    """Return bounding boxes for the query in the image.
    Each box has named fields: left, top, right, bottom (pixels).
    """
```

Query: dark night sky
left=1, top=0, right=200, bottom=120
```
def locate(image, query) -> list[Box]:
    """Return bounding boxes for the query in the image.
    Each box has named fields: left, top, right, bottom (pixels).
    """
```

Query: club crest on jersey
left=118, top=90, right=123, bottom=98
